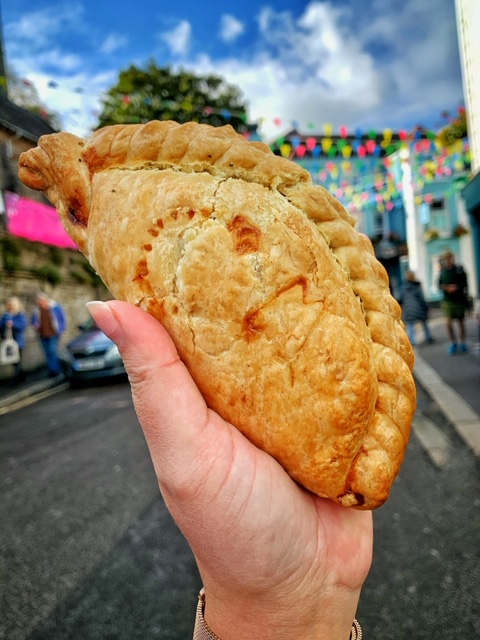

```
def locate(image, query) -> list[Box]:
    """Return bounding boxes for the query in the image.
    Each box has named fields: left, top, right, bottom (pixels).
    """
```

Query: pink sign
left=5, top=192, right=78, bottom=250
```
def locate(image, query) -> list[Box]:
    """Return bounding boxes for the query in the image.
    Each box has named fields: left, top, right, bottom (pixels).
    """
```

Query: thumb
left=86, top=300, right=211, bottom=484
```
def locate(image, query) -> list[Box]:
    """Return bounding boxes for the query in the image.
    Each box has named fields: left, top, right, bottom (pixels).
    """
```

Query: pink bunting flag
left=295, top=144, right=306, bottom=158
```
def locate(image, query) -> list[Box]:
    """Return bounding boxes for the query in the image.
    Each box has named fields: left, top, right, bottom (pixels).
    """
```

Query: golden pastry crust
left=18, top=120, right=416, bottom=509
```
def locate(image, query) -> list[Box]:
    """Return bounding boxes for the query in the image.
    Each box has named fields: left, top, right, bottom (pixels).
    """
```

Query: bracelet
left=193, top=589, right=221, bottom=640
left=350, top=617, right=363, bottom=639
left=193, top=588, right=363, bottom=639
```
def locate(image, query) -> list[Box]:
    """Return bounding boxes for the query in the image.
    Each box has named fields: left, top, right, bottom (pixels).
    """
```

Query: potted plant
left=452, top=223, right=469, bottom=237
left=424, top=228, right=440, bottom=242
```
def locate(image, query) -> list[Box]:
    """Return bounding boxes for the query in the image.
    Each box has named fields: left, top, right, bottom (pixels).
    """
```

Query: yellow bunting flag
left=382, top=128, right=393, bottom=144
left=321, top=137, right=333, bottom=153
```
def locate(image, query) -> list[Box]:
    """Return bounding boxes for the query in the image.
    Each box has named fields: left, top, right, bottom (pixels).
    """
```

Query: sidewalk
left=1, top=313, right=479, bottom=457
left=413, top=309, right=480, bottom=457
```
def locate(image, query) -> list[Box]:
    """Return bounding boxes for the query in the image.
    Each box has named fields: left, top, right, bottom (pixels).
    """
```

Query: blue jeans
left=405, top=320, right=433, bottom=346
left=40, top=336, right=61, bottom=375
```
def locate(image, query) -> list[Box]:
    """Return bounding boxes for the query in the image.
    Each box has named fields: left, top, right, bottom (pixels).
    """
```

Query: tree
left=97, top=61, right=251, bottom=133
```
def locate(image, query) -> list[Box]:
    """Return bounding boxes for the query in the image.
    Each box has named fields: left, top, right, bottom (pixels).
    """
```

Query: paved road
left=0, top=381, right=201, bottom=640
left=359, top=382, right=480, bottom=639
left=0, top=380, right=479, bottom=639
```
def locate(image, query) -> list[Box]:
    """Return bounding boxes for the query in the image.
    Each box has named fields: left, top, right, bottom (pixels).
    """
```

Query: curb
left=0, top=375, right=66, bottom=411
left=413, top=351, right=480, bottom=458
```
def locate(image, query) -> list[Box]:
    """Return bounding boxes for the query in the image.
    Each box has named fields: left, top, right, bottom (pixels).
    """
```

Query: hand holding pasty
left=19, top=120, right=416, bottom=509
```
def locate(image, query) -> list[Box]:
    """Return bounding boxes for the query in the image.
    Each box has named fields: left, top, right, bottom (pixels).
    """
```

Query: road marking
left=412, top=412, right=452, bottom=468
left=0, top=383, right=70, bottom=416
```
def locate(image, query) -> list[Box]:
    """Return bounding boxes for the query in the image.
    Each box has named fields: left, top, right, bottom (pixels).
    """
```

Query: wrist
left=195, top=587, right=362, bottom=640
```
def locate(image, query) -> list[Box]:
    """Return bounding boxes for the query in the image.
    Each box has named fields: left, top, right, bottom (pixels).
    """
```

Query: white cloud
left=37, top=50, right=84, bottom=73
left=35, top=69, right=118, bottom=137
left=191, top=1, right=462, bottom=139
left=160, top=21, right=192, bottom=56
left=219, top=15, right=245, bottom=43
left=191, top=3, right=385, bottom=138
left=100, top=34, right=128, bottom=55
left=5, top=3, right=85, bottom=52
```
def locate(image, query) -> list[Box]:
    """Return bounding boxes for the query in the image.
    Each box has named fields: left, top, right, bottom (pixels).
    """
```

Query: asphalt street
left=0, top=377, right=479, bottom=640
left=0, top=381, right=201, bottom=640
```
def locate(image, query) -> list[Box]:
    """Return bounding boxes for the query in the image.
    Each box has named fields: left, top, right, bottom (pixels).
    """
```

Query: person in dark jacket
left=0, top=296, right=28, bottom=383
left=400, top=270, right=434, bottom=347
left=31, top=293, right=67, bottom=377
left=438, top=250, right=469, bottom=354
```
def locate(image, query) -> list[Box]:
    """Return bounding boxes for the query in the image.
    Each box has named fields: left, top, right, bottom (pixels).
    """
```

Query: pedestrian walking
left=31, top=293, right=67, bottom=377
left=0, top=296, right=28, bottom=384
left=438, top=250, right=469, bottom=355
left=399, top=270, right=434, bottom=346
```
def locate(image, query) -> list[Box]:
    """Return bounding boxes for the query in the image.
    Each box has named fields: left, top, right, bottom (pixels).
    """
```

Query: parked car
left=60, top=318, right=126, bottom=386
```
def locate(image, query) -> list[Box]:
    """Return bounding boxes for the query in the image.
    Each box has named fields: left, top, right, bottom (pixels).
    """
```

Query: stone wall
left=0, top=238, right=111, bottom=381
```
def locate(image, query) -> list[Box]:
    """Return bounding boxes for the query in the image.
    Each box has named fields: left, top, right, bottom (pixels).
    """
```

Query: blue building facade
left=271, top=129, right=410, bottom=298
left=270, top=130, right=474, bottom=302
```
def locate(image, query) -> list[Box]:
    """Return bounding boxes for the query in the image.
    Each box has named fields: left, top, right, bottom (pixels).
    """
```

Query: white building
left=455, top=0, right=480, bottom=296
left=455, top=0, right=480, bottom=172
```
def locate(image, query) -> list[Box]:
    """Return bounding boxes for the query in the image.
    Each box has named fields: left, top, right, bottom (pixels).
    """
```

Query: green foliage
left=69, top=269, right=88, bottom=284
left=0, top=236, right=22, bottom=273
left=30, top=264, right=62, bottom=285
left=0, top=235, right=108, bottom=292
left=48, top=246, right=64, bottom=266
left=437, top=110, right=468, bottom=147
left=82, top=261, right=104, bottom=287
left=97, top=61, right=251, bottom=134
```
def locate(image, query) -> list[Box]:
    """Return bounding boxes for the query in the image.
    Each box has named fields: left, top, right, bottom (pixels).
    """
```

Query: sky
left=1, top=0, right=465, bottom=142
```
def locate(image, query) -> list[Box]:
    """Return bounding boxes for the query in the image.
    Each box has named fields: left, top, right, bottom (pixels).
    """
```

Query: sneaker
left=448, top=343, right=457, bottom=355
left=458, top=343, right=468, bottom=353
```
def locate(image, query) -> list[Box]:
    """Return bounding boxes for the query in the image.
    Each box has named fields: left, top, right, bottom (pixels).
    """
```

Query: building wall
left=396, top=146, right=477, bottom=300
left=0, top=243, right=111, bottom=381
left=455, top=0, right=480, bottom=172
left=0, top=131, right=51, bottom=204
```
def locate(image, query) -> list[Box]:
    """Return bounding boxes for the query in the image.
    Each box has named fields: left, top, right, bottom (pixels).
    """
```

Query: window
left=429, top=197, right=449, bottom=231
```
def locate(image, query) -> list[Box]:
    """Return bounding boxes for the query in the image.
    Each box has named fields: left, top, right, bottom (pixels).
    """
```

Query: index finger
left=86, top=300, right=212, bottom=478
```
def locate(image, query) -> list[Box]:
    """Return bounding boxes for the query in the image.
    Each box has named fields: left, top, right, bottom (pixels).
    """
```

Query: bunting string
left=14, top=75, right=470, bottom=216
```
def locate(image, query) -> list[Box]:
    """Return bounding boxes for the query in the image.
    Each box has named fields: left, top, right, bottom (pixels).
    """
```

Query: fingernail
left=86, top=301, right=124, bottom=347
